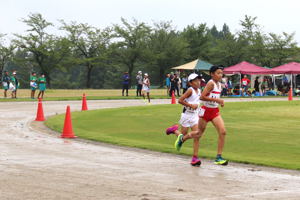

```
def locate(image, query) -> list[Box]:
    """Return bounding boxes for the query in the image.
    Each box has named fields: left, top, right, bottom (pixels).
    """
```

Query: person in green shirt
left=37, top=73, right=46, bottom=99
left=10, top=71, right=19, bottom=98
left=30, top=72, right=38, bottom=99
left=2, top=71, right=10, bottom=98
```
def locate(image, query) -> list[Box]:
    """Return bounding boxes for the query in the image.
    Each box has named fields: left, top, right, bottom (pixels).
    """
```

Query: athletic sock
left=217, top=154, right=222, bottom=159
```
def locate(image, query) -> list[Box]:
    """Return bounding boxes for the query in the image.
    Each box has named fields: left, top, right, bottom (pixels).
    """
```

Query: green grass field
left=46, top=101, right=300, bottom=170
left=0, top=89, right=297, bottom=102
left=0, top=89, right=170, bottom=101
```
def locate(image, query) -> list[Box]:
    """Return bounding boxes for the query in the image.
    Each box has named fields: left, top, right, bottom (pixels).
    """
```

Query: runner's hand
left=216, top=99, right=224, bottom=107
left=190, top=104, right=199, bottom=110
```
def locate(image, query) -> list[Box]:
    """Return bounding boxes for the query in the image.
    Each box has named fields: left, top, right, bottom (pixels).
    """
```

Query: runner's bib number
left=207, top=93, right=219, bottom=107
left=198, top=107, right=205, bottom=117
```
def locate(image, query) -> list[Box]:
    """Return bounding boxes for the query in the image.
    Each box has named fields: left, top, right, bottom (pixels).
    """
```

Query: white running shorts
left=179, top=113, right=199, bottom=128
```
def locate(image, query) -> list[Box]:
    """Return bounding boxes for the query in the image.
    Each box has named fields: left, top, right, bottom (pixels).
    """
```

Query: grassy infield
left=45, top=98, right=300, bottom=170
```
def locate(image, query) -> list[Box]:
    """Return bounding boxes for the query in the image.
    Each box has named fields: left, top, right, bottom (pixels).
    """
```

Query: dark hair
left=209, top=65, right=224, bottom=74
left=32, top=72, right=36, bottom=75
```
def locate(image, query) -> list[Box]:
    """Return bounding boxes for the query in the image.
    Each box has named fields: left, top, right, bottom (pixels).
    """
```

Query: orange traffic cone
left=171, top=91, right=176, bottom=104
left=61, top=105, right=77, bottom=138
left=35, top=98, right=45, bottom=121
left=288, top=88, right=293, bottom=101
left=82, top=93, right=88, bottom=111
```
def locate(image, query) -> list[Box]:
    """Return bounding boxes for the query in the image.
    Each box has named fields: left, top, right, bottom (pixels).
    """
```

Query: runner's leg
left=211, top=115, right=226, bottom=155
left=183, top=118, right=207, bottom=142
left=191, top=124, right=199, bottom=157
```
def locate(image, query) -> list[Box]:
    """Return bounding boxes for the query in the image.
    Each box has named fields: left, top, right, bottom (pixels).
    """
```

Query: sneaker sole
left=166, top=125, right=178, bottom=135
left=214, top=160, right=228, bottom=166
left=174, top=135, right=183, bottom=151
left=191, top=160, right=201, bottom=167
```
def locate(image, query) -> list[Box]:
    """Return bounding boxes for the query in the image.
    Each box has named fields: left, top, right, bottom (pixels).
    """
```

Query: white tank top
left=203, top=80, right=221, bottom=108
left=143, top=78, right=149, bottom=86
left=183, top=87, right=201, bottom=113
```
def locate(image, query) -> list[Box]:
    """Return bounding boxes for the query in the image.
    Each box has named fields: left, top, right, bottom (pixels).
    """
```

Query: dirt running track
left=0, top=98, right=300, bottom=200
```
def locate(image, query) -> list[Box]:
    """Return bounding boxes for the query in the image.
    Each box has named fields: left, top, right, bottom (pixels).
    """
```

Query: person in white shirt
left=142, top=73, right=151, bottom=103
left=165, top=73, right=202, bottom=166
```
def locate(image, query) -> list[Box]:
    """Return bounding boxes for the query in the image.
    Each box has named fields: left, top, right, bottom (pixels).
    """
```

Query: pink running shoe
left=190, top=156, right=201, bottom=167
left=165, top=124, right=179, bottom=135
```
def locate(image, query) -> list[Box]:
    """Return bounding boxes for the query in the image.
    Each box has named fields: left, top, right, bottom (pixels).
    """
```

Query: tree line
left=0, top=14, right=299, bottom=89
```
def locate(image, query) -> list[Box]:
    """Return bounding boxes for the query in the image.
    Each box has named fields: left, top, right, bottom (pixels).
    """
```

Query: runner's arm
left=178, top=88, right=197, bottom=109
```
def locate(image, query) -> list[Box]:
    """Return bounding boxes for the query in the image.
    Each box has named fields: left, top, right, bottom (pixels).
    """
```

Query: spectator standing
left=221, top=76, right=227, bottom=96
left=30, top=72, right=38, bottom=99
left=181, top=74, right=188, bottom=94
left=2, top=71, right=10, bottom=98
left=142, top=73, right=151, bottom=103
left=136, top=71, right=143, bottom=97
left=267, top=77, right=274, bottom=90
left=174, top=74, right=180, bottom=96
left=10, top=71, right=19, bottom=98
left=122, top=72, right=130, bottom=96
left=283, top=75, right=289, bottom=86
left=227, top=77, right=233, bottom=95
left=170, top=73, right=176, bottom=96
left=254, top=77, right=260, bottom=94
left=241, top=75, right=250, bottom=96
left=37, top=73, right=46, bottom=99
left=166, top=73, right=171, bottom=96
left=261, top=77, right=268, bottom=96
left=177, top=74, right=182, bottom=95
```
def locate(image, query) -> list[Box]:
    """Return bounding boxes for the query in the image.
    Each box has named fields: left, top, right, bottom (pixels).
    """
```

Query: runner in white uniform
left=174, top=65, right=229, bottom=166
left=142, top=73, right=151, bottom=103
left=166, top=73, right=202, bottom=166
left=179, top=86, right=201, bottom=127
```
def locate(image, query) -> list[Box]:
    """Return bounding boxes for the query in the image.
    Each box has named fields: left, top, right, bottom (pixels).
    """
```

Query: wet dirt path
left=0, top=99, right=299, bottom=200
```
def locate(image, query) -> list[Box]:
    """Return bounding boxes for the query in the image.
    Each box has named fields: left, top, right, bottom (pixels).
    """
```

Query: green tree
left=0, top=34, right=15, bottom=79
left=147, top=22, right=188, bottom=86
left=113, top=18, right=151, bottom=85
left=210, top=25, right=221, bottom=39
left=14, top=13, right=71, bottom=87
left=210, top=32, right=247, bottom=66
left=181, top=24, right=211, bottom=61
left=60, top=21, right=112, bottom=88
left=267, top=32, right=298, bottom=67
left=239, top=15, right=269, bottom=66
left=220, top=23, right=231, bottom=39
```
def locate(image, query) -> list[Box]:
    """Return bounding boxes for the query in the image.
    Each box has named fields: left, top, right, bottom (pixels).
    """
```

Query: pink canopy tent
left=271, top=62, right=300, bottom=96
left=223, top=61, right=272, bottom=95
left=271, top=62, right=300, bottom=74
left=223, top=61, right=272, bottom=74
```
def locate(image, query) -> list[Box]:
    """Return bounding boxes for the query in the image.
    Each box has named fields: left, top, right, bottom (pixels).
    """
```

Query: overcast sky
left=1, top=0, right=299, bottom=43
